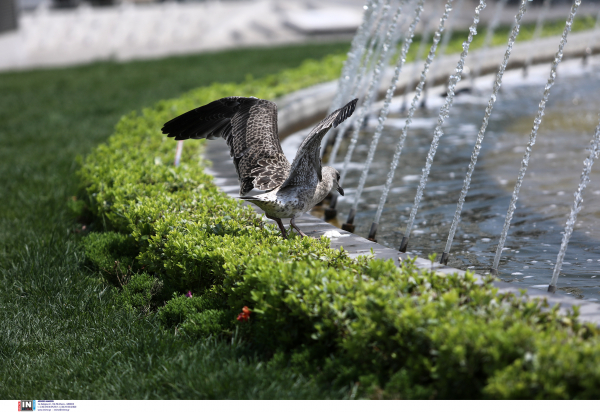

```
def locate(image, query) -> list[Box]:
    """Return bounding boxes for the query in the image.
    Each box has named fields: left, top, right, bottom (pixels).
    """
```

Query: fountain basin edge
left=204, top=33, right=600, bottom=327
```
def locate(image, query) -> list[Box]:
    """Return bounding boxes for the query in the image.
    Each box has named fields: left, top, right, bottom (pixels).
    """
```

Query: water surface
left=321, top=60, right=600, bottom=301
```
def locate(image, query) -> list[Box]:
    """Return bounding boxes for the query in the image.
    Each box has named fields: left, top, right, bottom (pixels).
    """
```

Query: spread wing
left=161, top=96, right=290, bottom=195
left=279, top=98, right=358, bottom=190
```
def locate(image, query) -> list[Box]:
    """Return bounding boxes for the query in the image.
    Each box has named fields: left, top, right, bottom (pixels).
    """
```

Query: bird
left=161, top=96, right=358, bottom=239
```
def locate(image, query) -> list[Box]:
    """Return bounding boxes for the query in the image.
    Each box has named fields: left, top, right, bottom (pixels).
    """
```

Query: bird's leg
left=290, top=218, right=307, bottom=238
left=266, top=214, right=287, bottom=239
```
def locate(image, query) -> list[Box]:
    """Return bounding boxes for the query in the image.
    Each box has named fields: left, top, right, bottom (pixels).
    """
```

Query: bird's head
left=322, top=166, right=344, bottom=196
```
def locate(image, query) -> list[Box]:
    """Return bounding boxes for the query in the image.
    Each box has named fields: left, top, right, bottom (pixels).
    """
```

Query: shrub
left=81, top=231, right=140, bottom=284
left=178, top=309, right=233, bottom=339
left=77, top=53, right=600, bottom=399
left=484, top=324, right=600, bottom=399
left=158, top=293, right=226, bottom=328
left=226, top=255, right=600, bottom=398
left=115, top=272, right=164, bottom=314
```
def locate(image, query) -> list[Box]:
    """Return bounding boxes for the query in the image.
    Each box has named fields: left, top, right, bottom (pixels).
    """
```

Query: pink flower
left=186, top=290, right=192, bottom=298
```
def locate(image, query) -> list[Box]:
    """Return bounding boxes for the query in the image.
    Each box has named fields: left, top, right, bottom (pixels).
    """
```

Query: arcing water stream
left=326, top=0, right=393, bottom=163
left=550, top=115, right=600, bottom=293
left=400, top=0, right=487, bottom=252
left=353, top=0, right=453, bottom=234
left=442, top=0, right=530, bottom=265
left=339, top=0, right=410, bottom=187
left=345, top=0, right=426, bottom=231
left=491, top=0, right=582, bottom=274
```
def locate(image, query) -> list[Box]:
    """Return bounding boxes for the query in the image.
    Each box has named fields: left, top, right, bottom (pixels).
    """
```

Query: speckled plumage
left=162, top=96, right=358, bottom=238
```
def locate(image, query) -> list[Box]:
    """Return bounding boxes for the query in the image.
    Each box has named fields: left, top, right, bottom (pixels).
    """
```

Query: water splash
left=523, top=0, right=552, bottom=76
left=339, top=0, right=407, bottom=186
left=491, top=0, right=582, bottom=274
left=549, top=116, right=600, bottom=293
left=400, top=0, right=487, bottom=253
left=470, top=0, right=509, bottom=92
left=441, top=0, right=529, bottom=265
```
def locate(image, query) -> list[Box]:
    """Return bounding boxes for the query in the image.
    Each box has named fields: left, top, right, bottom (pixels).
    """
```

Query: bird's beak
left=337, top=186, right=345, bottom=196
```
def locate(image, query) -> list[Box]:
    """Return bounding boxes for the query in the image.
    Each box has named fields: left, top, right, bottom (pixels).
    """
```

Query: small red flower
left=237, top=306, right=251, bottom=322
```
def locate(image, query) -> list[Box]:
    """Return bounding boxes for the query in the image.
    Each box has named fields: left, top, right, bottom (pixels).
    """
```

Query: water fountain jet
left=326, top=0, right=395, bottom=168
left=440, top=0, right=530, bottom=265
left=332, top=0, right=410, bottom=230
left=491, top=0, right=582, bottom=276
left=420, top=0, right=465, bottom=109
left=469, top=0, right=509, bottom=94
left=548, top=115, right=600, bottom=293
left=345, top=0, right=450, bottom=237
left=320, top=0, right=600, bottom=298
left=399, top=0, right=487, bottom=253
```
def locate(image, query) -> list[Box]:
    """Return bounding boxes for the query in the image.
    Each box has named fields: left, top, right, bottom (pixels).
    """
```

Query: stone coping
left=204, top=136, right=600, bottom=327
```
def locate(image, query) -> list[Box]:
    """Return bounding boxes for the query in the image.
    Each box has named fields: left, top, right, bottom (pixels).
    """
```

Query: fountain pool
left=316, top=58, right=600, bottom=301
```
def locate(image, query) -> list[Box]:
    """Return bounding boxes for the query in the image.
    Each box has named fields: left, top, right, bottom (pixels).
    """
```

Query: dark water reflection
left=323, top=63, right=600, bottom=301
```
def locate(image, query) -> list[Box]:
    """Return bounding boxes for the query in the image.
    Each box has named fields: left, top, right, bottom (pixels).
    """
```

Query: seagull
left=161, top=96, right=358, bottom=239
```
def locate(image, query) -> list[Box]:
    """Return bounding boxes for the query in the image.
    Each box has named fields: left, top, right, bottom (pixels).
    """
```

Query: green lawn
left=0, top=42, right=352, bottom=399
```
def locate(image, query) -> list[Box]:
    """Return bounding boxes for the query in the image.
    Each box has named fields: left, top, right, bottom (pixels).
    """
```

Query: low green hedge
left=76, top=53, right=600, bottom=399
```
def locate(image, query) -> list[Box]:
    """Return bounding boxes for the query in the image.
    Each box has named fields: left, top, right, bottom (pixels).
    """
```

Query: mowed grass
left=0, top=42, right=352, bottom=399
